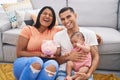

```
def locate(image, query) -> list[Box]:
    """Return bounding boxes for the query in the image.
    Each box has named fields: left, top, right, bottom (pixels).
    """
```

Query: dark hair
left=34, top=6, right=56, bottom=30
left=71, top=32, right=85, bottom=41
left=59, top=7, right=75, bottom=16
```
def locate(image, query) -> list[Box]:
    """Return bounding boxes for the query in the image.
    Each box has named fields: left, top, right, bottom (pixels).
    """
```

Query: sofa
left=0, top=0, right=120, bottom=76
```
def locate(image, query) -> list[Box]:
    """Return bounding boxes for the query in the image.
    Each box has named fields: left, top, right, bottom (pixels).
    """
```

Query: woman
left=13, top=6, right=62, bottom=80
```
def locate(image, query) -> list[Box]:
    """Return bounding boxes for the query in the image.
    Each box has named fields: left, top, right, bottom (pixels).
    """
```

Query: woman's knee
left=31, top=62, right=42, bottom=70
left=29, top=62, right=42, bottom=74
left=30, top=57, right=43, bottom=64
left=46, top=64, right=56, bottom=72
left=29, top=57, right=43, bottom=73
left=45, top=60, right=59, bottom=68
left=45, top=60, right=59, bottom=76
left=45, top=65, right=57, bottom=76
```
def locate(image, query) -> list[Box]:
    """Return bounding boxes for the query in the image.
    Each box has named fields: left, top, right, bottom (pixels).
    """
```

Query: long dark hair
left=34, top=6, right=56, bottom=30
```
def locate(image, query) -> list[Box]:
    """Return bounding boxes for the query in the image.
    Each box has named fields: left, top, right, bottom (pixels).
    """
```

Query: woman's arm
left=16, top=35, right=42, bottom=58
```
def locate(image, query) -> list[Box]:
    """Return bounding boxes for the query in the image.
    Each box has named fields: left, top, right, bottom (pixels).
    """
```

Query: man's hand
left=68, top=50, right=87, bottom=62
left=96, top=34, right=103, bottom=45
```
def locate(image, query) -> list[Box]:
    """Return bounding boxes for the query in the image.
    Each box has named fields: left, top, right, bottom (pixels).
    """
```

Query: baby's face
left=71, top=36, right=84, bottom=48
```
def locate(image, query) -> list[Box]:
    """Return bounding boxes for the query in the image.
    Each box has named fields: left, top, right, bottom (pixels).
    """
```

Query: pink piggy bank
left=41, top=40, right=57, bottom=56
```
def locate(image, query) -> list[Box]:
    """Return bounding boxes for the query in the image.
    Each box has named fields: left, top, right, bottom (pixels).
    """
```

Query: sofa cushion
left=2, top=29, right=21, bottom=46
left=30, top=0, right=66, bottom=25
left=86, top=27, right=120, bottom=70
left=0, top=12, right=9, bottom=21
left=1, top=0, right=33, bottom=28
left=68, top=0, right=118, bottom=29
left=84, top=27, right=120, bottom=54
left=15, top=9, right=40, bottom=27
left=97, top=54, right=120, bottom=70
left=15, top=10, right=26, bottom=29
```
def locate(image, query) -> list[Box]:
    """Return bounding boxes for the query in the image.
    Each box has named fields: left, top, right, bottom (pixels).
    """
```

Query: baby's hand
left=76, top=43, right=82, bottom=48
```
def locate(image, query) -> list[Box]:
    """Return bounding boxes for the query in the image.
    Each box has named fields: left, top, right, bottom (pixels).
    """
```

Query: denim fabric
left=55, top=70, right=94, bottom=80
left=37, top=60, right=59, bottom=80
left=13, top=57, right=59, bottom=80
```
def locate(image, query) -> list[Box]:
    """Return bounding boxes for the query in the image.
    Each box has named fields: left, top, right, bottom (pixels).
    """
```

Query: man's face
left=59, top=10, right=77, bottom=30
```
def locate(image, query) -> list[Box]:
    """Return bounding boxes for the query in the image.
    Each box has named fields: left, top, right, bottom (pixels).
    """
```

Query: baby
left=65, top=32, right=91, bottom=80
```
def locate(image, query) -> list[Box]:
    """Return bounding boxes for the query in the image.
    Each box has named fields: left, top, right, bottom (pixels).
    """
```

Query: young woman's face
left=40, top=8, right=53, bottom=28
left=59, top=10, right=77, bottom=30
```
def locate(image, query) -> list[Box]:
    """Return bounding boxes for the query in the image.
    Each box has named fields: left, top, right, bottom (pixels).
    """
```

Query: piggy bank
left=41, top=40, right=57, bottom=56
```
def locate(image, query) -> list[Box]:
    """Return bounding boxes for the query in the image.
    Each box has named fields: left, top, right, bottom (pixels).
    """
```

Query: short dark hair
left=34, top=6, right=56, bottom=30
left=59, top=7, right=75, bottom=16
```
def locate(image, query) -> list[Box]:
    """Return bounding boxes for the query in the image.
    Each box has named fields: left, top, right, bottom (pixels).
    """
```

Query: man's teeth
left=66, top=23, right=71, bottom=26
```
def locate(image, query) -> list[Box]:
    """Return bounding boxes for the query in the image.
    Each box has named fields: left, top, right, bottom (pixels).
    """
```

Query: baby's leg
left=75, top=66, right=89, bottom=80
left=65, top=61, right=74, bottom=80
left=78, top=66, right=89, bottom=73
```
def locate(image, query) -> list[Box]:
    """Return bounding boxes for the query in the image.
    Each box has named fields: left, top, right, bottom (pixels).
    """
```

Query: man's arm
left=54, top=47, right=85, bottom=65
left=87, top=45, right=99, bottom=78
left=54, top=47, right=70, bottom=64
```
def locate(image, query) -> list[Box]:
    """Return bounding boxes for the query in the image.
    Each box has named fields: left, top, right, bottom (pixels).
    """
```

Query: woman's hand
left=40, top=53, right=56, bottom=59
left=40, top=53, right=48, bottom=58
left=68, top=50, right=87, bottom=62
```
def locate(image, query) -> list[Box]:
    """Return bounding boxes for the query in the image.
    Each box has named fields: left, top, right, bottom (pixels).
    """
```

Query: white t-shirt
left=53, top=27, right=98, bottom=71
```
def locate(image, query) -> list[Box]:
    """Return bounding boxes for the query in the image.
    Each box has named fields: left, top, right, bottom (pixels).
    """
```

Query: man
left=54, top=7, right=100, bottom=80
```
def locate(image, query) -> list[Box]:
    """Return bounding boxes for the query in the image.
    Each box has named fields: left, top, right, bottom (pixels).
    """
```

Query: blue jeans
left=55, top=70, right=94, bottom=80
left=13, top=57, right=59, bottom=80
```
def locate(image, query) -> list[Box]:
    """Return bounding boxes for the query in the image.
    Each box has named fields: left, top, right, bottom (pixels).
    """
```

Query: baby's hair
left=71, top=32, right=85, bottom=41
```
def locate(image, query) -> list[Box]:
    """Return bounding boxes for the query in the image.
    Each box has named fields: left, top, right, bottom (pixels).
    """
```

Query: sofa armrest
left=0, top=20, right=11, bottom=32
left=0, top=20, right=11, bottom=61
left=0, top=32, right=3, bottom=61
